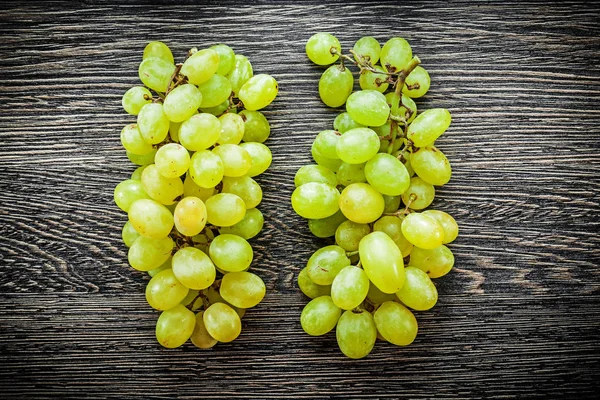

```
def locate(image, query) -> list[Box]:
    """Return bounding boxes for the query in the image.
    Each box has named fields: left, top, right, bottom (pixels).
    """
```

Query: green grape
left=402, top=176, right=435, bottom=210
left=333, top=112, right=364, bottom=133
left=410, top=146, right=452, bottom=186
left=120, top=123, right=153, bottom=156
left=380, top=37, right=412, bottom=72
left=209, top=234, right=252, bottom=272
left=422, top=209, right=459, bottom=244
left=155, top=304, right=195, bottom=349
left=181, top=48, right=220, bottom=85
left=218, top=113, right=245, bottom=144
left=396, top=267, right=438, bottom=311
left=130, top=165, right=148, bottom=181
left=211, top=44, right=236, bottom=76
left=238, top=74, right=278, bottom=111
left=205, top=193, right=246, bottom=227
left=114, top=179, right=151, bottom=212
left=154, top=143, right=190, bottom=178
left=336, top=127, right=380, bottom=164
left=128, top=236, right=174, bottom=271
left=239, top=110, right=270, bottom=143
left=359, top=65, right=389, bottom=93
left=336, top=309, right=377, bottom=359
left=294, top=164, right=337, bottom=187
left=335, top=220, right=371, bottom=252
left=203, top=285, right=246, bottom=318
left=403, top=65, right=431, bottom=98
left=174, top=196, right=207, bottom=236
left=313, top=130, right=341, bottom=160
left=212, top=144, right=252, bottom=177
left=146, top=269, right=189, bottom=311
left=366, top=281, right=396, bottom=304
left=373, top=301, right=418, bottom=346
left=312, top=144, right=342, bottom=172
left=148, top=255, right=171, bottom=278
left=162, top=83, right=203, bottom=123
left=169, top=120, right=181, bottom=142
left=364, top=153, right=410, bottom=196
left=306, top=245, right=351, bottom=285
left=220, top=271, right=266, bottom=308
left=189, top=150, right=224, bottom=188
left=306, top=32, right=341, bottom=65
left=359, top=231, right=405, bottom=294
left=382, top=194, right=401, bottom=213
left=197, top=74, right=232, bottom=108
left=408, top=244, right=454, bottom=278
left=401, top=212, right=445, bottom=249
left=221, top=176, right=262, bottom=209
left=319, top=65, right=354, bottom=107
left=339, top=183, right=384, bottom=223
left=353, top=36, right=381, bottom=64
left=122, top=86, right=153, bottom=115
left=400, top=149, right=415, bottom=176
left=183, top=174, right=215, bottom=201
left=190, top=311, right=218, bottom=349
left=172, top=246, right=216, bottom=290
left=239, top=142, right=272, bottom=177
left=298, top=267, right=331, bottom=299
left=308, top=209, right=347, bottom=238
left=137, top=103, right=170, bottom=145
left=179, top=113, right=221, bottom=151
left=226, top=54, right=253, bottom=96
left=331, top=265, right=370, bottom=310
left=372, top=216, right=403, bottom=242
left=200, top=99, right=230, bottom=116
left=138, top=57, right=176, bottom=93
left=336, top=162, right=367, bottom=187
left=122, top=220, right=141, bottom=247
left=291, top=182, right=340, bottom=219
left=406, top=108, right=451, bottom=147
left=345, top=90, right=390, bottom=127
left=203, top=302, right=241, bottom=342
left=141, top=164, right=184, bottom=205
left=128, top=198, right=174, bottom=239
left=301, top=295, right=341, bottom=336
left=143, top=41, right=174, bottom=64
left=219, top=207, right=264, bottom=239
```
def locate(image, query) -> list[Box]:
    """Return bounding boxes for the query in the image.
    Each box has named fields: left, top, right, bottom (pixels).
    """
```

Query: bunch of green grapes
left=293, top=33, right=458, bottom=359
left=115, top=41, right=278, bottom=349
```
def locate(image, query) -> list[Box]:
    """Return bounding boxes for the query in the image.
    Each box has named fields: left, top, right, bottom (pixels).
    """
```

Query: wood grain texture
left=1, top=1, right=599, bottom=398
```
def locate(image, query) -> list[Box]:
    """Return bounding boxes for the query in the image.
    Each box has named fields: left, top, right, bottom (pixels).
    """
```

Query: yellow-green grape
left=128, top=236, right=174, bottom=271
left=335, top=220, right=371, bottom=252
left=172, top=247, right=216, bottom=290
left=218, top=113, right=245, bottom=144
left=113, top=179, right=151, bottom=212
left=181, top=48, right=220, bottom=85
left=373, top=216, right=413, bottom=257
left=141, top=164, right=184, bottom=205
left=169, top=120, right=181, bottom=142
left=337, top=162, right=366, bottom=186
left=120, top=124, right=153, bottom=156
left=294, top=164, right=337, bottom=187
left=148, top=255, right=171, bottom=278
left=143, top=41, right=174, bottom=64
left=407, top=108, right=451, bottom=147
left=162, top=83, right=203, bottom=123
left=197, top=74, right=232, bottom=108
left=174, top=196, right=207, bottom=236
left=205, top=193, right=246, bottom=227
left=137, top=103, right=170, bottom=144
left=212, top=144, right=252, bottom=177
left=313, top=130, right=341, bottom=160
left=339, top=183, right=384, bottom=224
left=239, top=110, right=270, bottom=143
left=422, top=209, right=459, bottom=244
left=138, top=57, right=176, bottom=93
left=154, top=143, right=190, bottom=178
left=190, top=311, right=218, bottom=349
left=183, top=174, right=215, bottom=201
left=312, top=144, right=342, bottom=172
left=146, top=269, right=189, bottom=311
left=319, top=65, right=354, bottom=107
left=345, top=90, right=390, bottom=127
left=122, top=221, right=141, bottom=247
left=155, top=304, right=195, bottom=349
left=396, top=267, right=438, bottom=310
left=386, top=92, right=418, bottom=123
left=359, top=65, right=389, bottom=93
left=409, top=244, right=455, bottom=278
left=336, top=309, right=377, bottom=359
left=298, top=266, right=331, bottom=299
left=306, top=245, right=351, bottom=285
left=301, top=295, right=341, bottom=336
left=238, top=74, right=278, bottom=111
left=401, top=212, right=445, bottom=250
left=333, top=112, right=364, bottom=133
left=226, top=54, right=253, bottom=96
left=366, top=281, right=396, bottom=304
left=208, top=233, right=253, bottom=272
left=400, top=149, right=416, bottom=177
left=291, top=182, right=340, bottom=219
left=203, top=285, right=246, bottom=318
left=130, top=165, right=148, bottom=181
left=382, top=194, right=401, bottom=213
left=305, top=32, right=341, bottom=65
left=220, top=271, right=266, bottom=308
left=128, top=198, right=174, bottom=239
left=188, top=150, right=224, bottom=188
left=403, top=66, right=431, bottom=98
left=179, top=113, right=221, bottom=151
left=219, top=208, right=264, bottom=240
left=411, top=146, right=452, bottom=186
left=401, top=176, right=435, bottom=210
left=373, top=301, right=418, bottom=346
left=203, top=302, right=241, bottom=343
left=211, top=44, right=235, bottom=76
left=331, top=265, right=369, bottom=310
left=364, top=153, right=410, bottom=196
left=359, top=231, right=405, bottom=294
left=380, top=37, right=412, bottom=72
left=127, top=148, right=156, bottom=166
left=239, top=142, right=272, bottom=177
left=353, top=36, right=381, bottom=64
left=122, top=87, right=153, bottom=115
left=308, top=209, right=347, bottom=238
left=200, top=99, right=230, bottom=116
left=221, top=176, right=262, bottom=209
left=336, top=127, right=380, bottom=164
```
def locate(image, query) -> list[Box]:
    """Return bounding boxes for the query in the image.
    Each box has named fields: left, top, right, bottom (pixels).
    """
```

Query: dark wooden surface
left=1, top=1, right=599, bottom=398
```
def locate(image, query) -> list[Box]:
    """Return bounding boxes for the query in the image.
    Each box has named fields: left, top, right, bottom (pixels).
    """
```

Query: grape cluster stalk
left=293, top=33, right=459, bottom=359
left=114, top=41, right=278, bottom=349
